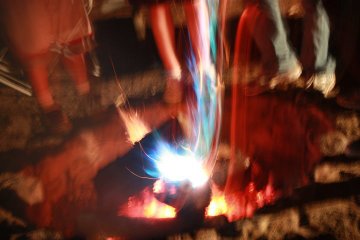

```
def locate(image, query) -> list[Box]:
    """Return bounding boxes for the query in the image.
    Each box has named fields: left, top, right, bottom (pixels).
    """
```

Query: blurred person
left=149, top=0, right=211, bottom=104
left=129, top=0, right=211, bottom=104
left=239, top=0, right=336, bottom=97
left=0, top=0, right=95, bottom=133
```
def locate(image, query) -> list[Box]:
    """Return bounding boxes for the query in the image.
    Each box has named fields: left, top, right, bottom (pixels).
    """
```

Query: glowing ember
left=118, top=109, right=150, bottom=144
left=206, top=194, right=228, bottom=217
left=120, top=181, right=276, bottom=220
left=143, top=198, right=176, bottom=218
left=204, top=181, right=277, bottom=220
left=119, top=187, right=176, bottom=219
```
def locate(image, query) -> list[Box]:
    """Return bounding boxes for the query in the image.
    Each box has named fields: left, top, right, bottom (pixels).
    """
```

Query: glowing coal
left=119, top=186, right=176, bottom=219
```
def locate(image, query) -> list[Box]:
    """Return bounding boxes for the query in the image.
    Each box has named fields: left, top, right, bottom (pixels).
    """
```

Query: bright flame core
left=153, top=144, right=208, bottom=188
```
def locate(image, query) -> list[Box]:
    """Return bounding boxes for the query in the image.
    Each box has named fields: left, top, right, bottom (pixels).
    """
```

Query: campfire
left=1, top=1, right=359, bottom=240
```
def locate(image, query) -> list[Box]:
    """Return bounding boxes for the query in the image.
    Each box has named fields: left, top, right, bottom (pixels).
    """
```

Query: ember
left=119, top=187, right=176, bottom=219
left=206, top=194, right=228, bottom=217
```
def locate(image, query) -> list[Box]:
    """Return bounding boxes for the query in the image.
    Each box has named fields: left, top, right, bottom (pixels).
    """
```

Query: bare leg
left=25, top=57, right=55, bottom=110
left=25, top=55, right=71, bottom=132
left=63, top=53, right=90, bottom=95
left=149, top=3, right=182, bottom=77
left=150, top=3, right=183, bottom=104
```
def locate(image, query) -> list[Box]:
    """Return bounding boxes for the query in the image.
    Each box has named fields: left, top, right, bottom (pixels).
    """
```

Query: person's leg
left=25, top=55, right=71, bottom=133
left=25, top=56, right=55, bottom=110
left=149, top=3, right=183, bottom=103
left=300, top=0, right=336, bottom=97
left=300, top=0, right=335, bottom=75
left=253, top=0, right=298, bottom=76
left=62, top=53, right=90, bottom=95
left=238, top=0, right=300, bottom=96
left=150, top=3, right=182, bottom=77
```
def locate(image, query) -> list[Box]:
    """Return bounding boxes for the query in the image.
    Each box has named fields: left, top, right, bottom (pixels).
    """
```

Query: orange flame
left=205, top=182, right=277, bottom=220
left=143, top=198, right=176, bottom=219
left=121, top=182, right=276, bottom=221
left=206, top=194, right=228, bottom=217
left=119, top=187, right=176, bottom=219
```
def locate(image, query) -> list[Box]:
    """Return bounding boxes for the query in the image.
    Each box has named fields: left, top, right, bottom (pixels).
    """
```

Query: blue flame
left=144, top=0, right=222, bottom=187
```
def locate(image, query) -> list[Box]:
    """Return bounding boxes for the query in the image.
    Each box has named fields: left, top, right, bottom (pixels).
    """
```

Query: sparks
left=118, top=109, right=150, bottom=144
